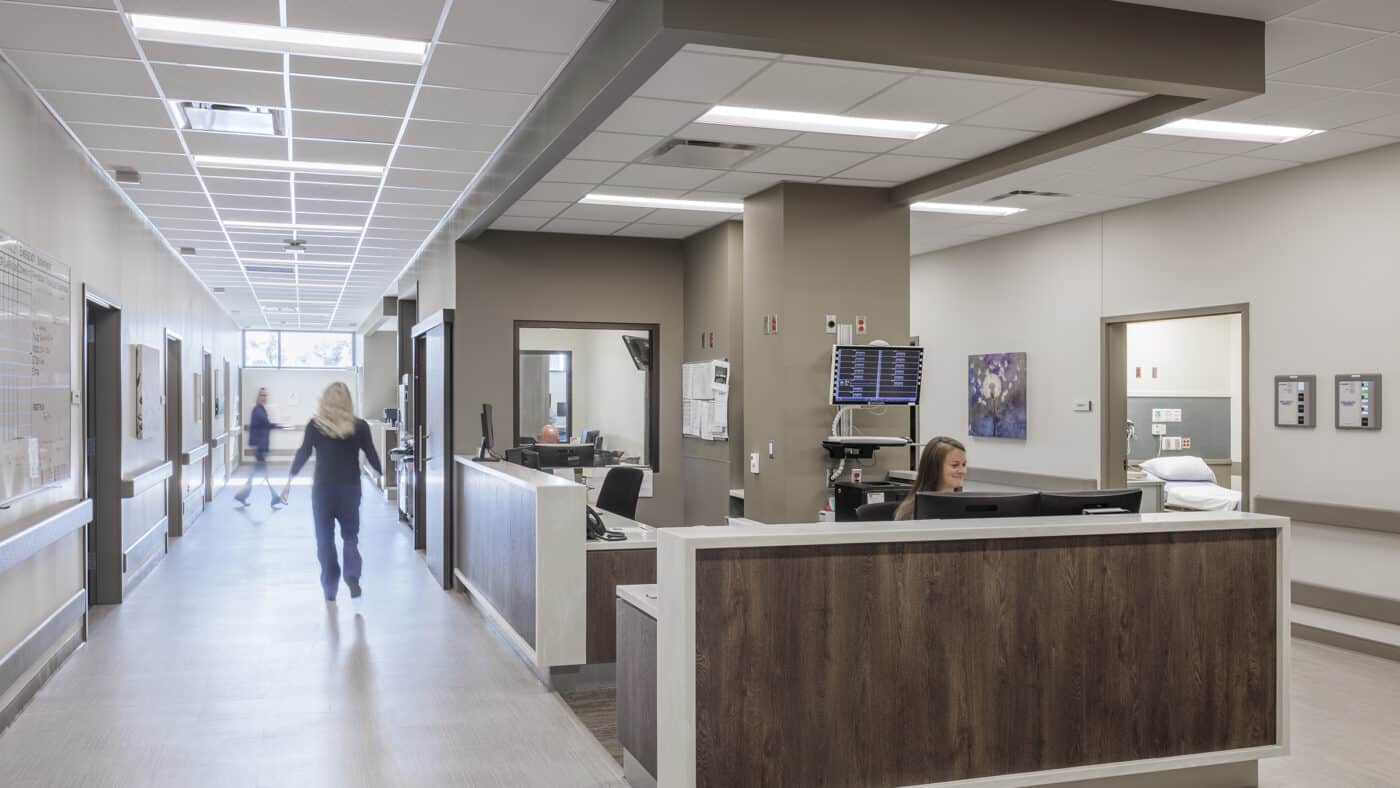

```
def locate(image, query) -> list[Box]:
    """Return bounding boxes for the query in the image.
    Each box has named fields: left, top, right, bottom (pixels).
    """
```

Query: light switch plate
left=767, top=441, right=775, bottom=459
left=1072, top=399, right=1092, bottom=412
left=749, top=453, right=760, bottom=474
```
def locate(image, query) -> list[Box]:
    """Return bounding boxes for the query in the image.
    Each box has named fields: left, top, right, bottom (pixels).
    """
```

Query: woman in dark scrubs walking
left=281, top=382, right=381, bottom=602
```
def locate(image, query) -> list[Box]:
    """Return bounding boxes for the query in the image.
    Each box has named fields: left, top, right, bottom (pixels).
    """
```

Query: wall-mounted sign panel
left=1336, top=374, right=1381, bottom=431
left=1275, top=375, right=1315, bottom=428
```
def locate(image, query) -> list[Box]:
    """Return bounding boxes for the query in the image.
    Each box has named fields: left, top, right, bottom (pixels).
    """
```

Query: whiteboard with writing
left=0, top=230, right=72, bottom=505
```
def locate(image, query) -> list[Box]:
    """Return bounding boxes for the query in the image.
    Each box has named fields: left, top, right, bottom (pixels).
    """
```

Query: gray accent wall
left=743, top=184, right=911, bottom=523
left=453, top=231, right=685, bottom=526
left=681, top=222, right=743, bottom=526
left=359, top=330, right=398, bottom=420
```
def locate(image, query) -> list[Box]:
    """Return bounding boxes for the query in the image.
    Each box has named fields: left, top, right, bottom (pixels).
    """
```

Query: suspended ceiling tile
left=440, top=0, right=605, bottom=54
left=542, top=158, right=624, bottom=184
left=125, top=187, right=206, bottom=205
left=0, top=3, right=138, bottom=58
left=1165, top=155, right=1300, bottom=182
left=675, top=122, right=797, bottom=146
left=289, top=0, right=444, bottom=40
left=614, top=223, right=698, bottom=239
left=379, top=186, right=459, bottom=206
left=567, top=131, right=663, bottom=162
left=70, top=122, right=183, bottom=154
left=892, top=125, right=1036, bottom=159
left=143, top=204, right=217, bottom=220
left=296, top=181, right=377, bottom=201
left=42, top=91, right=171, bottom=127
left=92, top=148, right=195, bottom=175
left=373, top=202, right=447, bottom=219
left=722, top=62, right=903, bottom=114
left=597, top=97, right=707, bottom=137
left=1248, top=128, right=1398, bottom=162
left=961, top=87, right=1142, bottom=132
left=152, top=63, right=286, bottom=107
left=606, top=163, right=720, bottom=190
left=736, top=147, right=872, bottom=178
left=850, top=74, right=1033, bottom=125
left=141, top=41, right=283, bottom=72
left=1196, top=81, right=1347, bottom=122
left=699, top=171, right=818, bottom=194
left=539, top=218, right=627, bottom=235
left=291, top=75, right=412, bottom=116
left=184, top=130, right=288, bottom=159
left=5, top=51, right=155, bottom=96
left=293, top=110, right=402, bottom=144
left=640, top=208, right=731, bottom=227
left=294, top=138, right=393, bottom=167
left=124, top=0, right=278, bottom=24
left=426, top=43, right=565, bottom=94
left=413, top=85, right=534, bottom=125
left=1256, top=90, right=1400, bottom=129
left=203, top=176, right=291, bottom=198
left=1262, top=19, right=1381, bottom=75
left=783, top=132, right=904, bottom=154
left=556, top=202, right=652, bottom=223
left=833, top=153, right=959, bottom=182
left=400, top=118, right=509, bottom=151
left=636, top=52, right=769, bottom=103
left=294, top=199, right=371, bottom=217
left=502, top=200, right=569, bottom=219
left=392, top=145, right=490, bottom=172
left=1291, top=0, right=1400, bottom=32
left=490, top=216, right=548, bottom=232
left=1271, top=36, right=1400, bottom=89
left=383, top=168, right=472, bottom=190
left=289, top=55, right=419, bottom=85
left=212, top=193, right=292, bottom=212
left=820, top=177, right=900, bottom=188
left=519, top=181, right=593, bottom=203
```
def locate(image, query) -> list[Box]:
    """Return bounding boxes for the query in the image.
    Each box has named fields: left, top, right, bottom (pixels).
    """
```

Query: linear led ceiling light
left=910, top=202, right=1025, bottom=216
left=194, top=155, right=383, bottom=177
left=580, top=193, right=743, bottom=213
left=224, top=220, right=364, bottom=233
left=240, top=258, right=352, bottom=267
left=1145, top=118, right=1323, bottom=144
left=128, top=14, right=428, bottom=65
left=697, top=105, right=943, bottom=140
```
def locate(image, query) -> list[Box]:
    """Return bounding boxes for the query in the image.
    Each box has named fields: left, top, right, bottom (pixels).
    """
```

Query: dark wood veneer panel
left=617, top=599, right=658, bottom=776
left=694, top=530, right=1277, bottom=788
left=586, top=550, right=657, bottom=663
left=459, top=470, right=537, bottom=647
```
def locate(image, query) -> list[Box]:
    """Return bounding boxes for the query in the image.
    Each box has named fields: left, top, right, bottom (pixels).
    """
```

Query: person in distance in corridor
left=234, top=387, right=283, bottom=507
left=894, top=436, right=968, bottom=520
left=281, top=382, right=381, bottom=602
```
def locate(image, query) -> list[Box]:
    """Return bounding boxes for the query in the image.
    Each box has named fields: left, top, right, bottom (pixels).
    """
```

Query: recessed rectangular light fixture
left=194, top=155, right=383, bottom=177
left=128, top=13, right=428, bottom=65
left=697, top=105, right=944, bottom=140
left=170, top=101, right=283, bottom=136
left=910, top=202, right=1025, bottom=216
left=580, top=193, right=743, bottom=213
left=242, top=258, right=353, bottom=267
left=251, top=281, right=342, bottom=289
left=1145, top=118, right=1323, bottom=144
left=225, top=220, right=364, bottom=233
left=260, top=299, right=338, bottom=305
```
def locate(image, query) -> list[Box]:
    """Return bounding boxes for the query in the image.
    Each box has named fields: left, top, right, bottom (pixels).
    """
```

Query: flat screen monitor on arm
left=830, top=344, right=925, bottom=406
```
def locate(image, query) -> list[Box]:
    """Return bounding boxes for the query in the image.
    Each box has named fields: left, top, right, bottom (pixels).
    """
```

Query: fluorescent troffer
left=580, top=193, right=743, bottom=213
left=194, top=155, right=383, bottom=177
left=1145, top=118, right=1323, bottom=144
left=224, top=221, right=364, bottom=233
left=910, top=202, right=1024, bottom=216
left=128, top=14, right=428, bottom=65
left=697, top=105, right=943, bottom=140
left=172, top=102, right=283, bottom=136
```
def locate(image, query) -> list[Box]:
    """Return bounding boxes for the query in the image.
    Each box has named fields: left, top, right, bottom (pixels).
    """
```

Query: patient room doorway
left=1101, top=305, right=1250, bottom=511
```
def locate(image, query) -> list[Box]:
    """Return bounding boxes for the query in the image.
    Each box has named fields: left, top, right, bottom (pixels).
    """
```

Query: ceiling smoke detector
left=645, top=138, right=762, bottom=169
left=284, top=239, right=308, bottom=253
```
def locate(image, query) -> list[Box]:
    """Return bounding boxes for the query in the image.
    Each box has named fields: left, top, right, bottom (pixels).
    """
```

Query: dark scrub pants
left=312, top=480, right=362, bottom=600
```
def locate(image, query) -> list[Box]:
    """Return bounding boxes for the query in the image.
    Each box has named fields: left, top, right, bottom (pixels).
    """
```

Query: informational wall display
left=0, top=229, right=72, bottom=504
left=1336, top=374, right=1382, bottom=431
left=134, top=344, right=161, bottom=440
left=832, top=345, right=924, bottom=406
left=683, top=359, right=728, bottom=440
left=1274, top=374, right=1315, bottom=428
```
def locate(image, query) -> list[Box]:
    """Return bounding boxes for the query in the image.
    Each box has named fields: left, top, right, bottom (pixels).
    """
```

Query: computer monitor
left=478, top=403, right=496, bottom=459
left=1037, top=488, right=1143, bottom=516
left=622, top=335, right=651, bottom=371
left=830, top=344, right=924, bottom=405
left=530, top=444, right=595, bottom=468
left=915, top=491, right=1039, bottom=520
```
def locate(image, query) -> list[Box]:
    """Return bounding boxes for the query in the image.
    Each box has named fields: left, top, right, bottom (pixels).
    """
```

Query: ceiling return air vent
left=170, top=101, right=284, bottom=136
left=246, top=264, right=292, bottom=275
left=645, top=138, right=763, bottom=169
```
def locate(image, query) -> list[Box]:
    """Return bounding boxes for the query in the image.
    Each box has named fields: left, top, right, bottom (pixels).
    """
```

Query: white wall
left=911, top=139, right=1400, bottom=620
left=0, top=59, right=239, bottom=704
left=520, top=327, right=649, bottom=460
left=1126, top=314, right=1242, bottom=462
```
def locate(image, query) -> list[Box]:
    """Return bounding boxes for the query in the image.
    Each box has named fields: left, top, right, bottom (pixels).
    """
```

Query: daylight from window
left=244, top=330, right=353, bottom=368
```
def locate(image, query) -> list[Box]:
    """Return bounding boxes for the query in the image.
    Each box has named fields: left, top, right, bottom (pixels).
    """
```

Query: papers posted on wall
left=682, top=359, right=729, bottom=441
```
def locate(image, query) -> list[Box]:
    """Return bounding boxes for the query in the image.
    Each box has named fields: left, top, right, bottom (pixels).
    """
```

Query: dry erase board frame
left=0, top=228, right=73, bottom=506
left=1335, top=373, right=1382, bottom=431
left=1274, top=374, right=1315, bottom=428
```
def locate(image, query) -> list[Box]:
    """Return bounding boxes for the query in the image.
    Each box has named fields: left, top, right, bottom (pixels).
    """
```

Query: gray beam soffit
left=452, top=0, right=1264, bottom=240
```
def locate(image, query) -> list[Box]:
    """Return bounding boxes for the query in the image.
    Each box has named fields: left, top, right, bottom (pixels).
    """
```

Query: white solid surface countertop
left=587, top=510, right=658, bottom=551
left=617, top=583, right=658, bottom=619
left=454, top=454, right=578, bottom=489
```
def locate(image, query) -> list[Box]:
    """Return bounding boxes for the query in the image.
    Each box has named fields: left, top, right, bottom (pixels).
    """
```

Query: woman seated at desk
left=894, top=436, right=967, bottom=520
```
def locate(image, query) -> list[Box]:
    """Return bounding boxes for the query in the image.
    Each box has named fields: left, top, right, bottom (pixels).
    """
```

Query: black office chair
left=596, top=466, right=644, bottom=520
left=855, top=501, right=900, bottom=522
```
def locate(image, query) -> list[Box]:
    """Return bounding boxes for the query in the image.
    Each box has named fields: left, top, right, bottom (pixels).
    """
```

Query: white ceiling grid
left=0, top=0, right=607, bottom=327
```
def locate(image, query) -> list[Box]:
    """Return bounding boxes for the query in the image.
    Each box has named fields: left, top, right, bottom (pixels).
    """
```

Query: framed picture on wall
left=193, top=372, right=202, bottom=424
left=133, top=344, right=161, bottom=440
left=969, top=352, right=1028, bottom=439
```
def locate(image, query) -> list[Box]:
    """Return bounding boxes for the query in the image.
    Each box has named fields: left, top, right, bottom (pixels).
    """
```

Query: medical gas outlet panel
left=1275, top=375, right=1315, bottom=428
left=1336, top=374, right=1382, bottom=431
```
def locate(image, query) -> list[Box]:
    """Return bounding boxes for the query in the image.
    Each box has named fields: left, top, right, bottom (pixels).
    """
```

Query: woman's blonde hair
left=894, top=436, right=967, bottom=520
left=313, top=382, right=357, bottom=439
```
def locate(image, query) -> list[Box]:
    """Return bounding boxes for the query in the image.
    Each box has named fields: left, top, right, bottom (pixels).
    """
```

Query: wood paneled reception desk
left=647, top=511, right=1289, bottom=788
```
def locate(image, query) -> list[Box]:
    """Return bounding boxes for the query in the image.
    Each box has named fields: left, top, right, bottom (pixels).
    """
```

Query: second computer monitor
left=1037, top=488, right=1143, bottom=516
left=532, top=443, right=595, bottom=468
left=915, top=491, right=1039, bottom=520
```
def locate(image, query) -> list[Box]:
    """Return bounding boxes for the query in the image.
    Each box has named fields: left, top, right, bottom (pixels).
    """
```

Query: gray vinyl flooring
left=1, top=477, right=1398, bottom=786
left=0, top=475, right=626, bottom=788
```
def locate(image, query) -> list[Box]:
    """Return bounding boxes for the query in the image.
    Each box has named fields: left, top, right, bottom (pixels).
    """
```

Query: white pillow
left=1139, top=455, right=1215, bottom=482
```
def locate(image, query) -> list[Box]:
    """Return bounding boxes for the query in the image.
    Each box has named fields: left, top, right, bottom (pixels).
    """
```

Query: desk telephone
left=587, top=506, right=627, bottom=541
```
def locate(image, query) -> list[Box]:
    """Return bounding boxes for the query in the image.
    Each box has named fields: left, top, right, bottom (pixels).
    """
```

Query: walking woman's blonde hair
left=313, top=382, right=357, bottom=439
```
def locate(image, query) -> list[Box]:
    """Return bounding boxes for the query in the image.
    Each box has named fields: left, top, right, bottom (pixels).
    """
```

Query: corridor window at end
left=243, top=330, right=354, bottom=369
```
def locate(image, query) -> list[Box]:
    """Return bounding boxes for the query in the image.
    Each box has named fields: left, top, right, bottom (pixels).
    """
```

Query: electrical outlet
left=749, top=453, right=760, bottom=474
left=855, top=316, right=867, bottom=335
left=1182, top=437, right=1192, bottom=450
left=1151, top=423, right=1167, bottom=436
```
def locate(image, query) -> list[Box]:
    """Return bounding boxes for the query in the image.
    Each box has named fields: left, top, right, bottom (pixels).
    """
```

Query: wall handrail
left=120, top=461, right=173, bottom=499
left=1255, top=496, right=1400, bottom=536
left=180, top=443, right=209, bottom=465
left=0, top=499, right=93, bottom=577
left=967, top=467, right=1099, bottom=491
